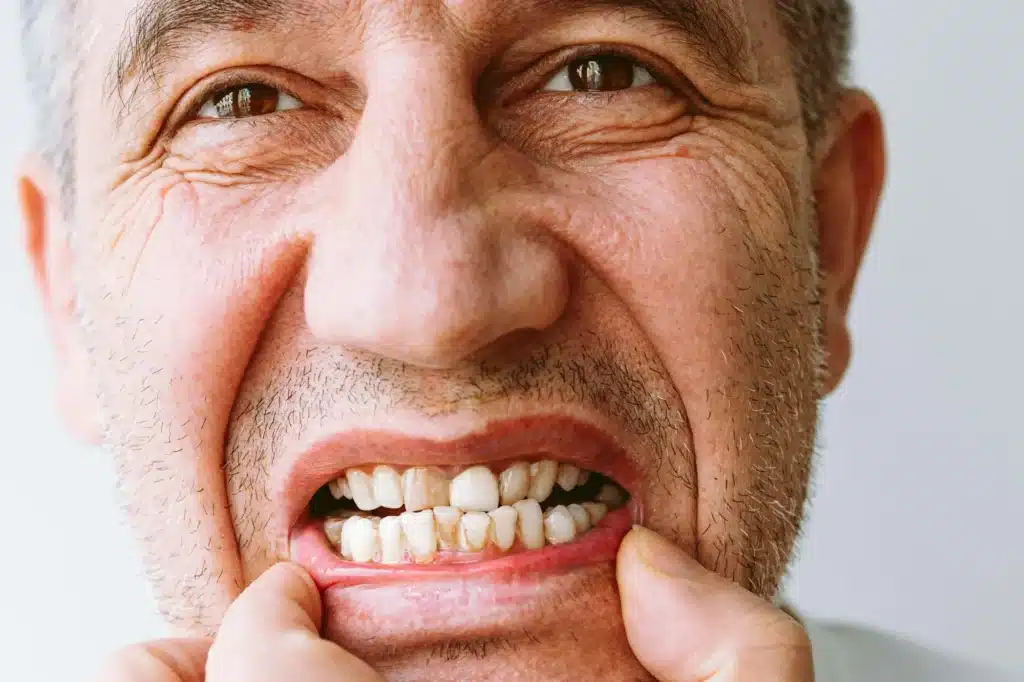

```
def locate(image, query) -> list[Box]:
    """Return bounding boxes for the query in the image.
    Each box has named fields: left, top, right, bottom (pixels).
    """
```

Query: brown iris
left=211, top=84, right=281, bottom=118
left=567, top=55, right=638, bottom=92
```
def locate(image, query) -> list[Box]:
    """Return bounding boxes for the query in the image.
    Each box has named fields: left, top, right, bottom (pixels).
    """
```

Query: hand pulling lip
left=274, top=414, right=643, bottom=542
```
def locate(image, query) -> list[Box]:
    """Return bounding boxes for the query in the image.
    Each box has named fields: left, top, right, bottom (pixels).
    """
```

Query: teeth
left=402, top=467, right=449, bottom=512
left=458, top=512, right=492, bottom=552
left=449, top=466, right=500, bottom=512
left=340, top=515, right=363, bottom=559
left=488, top=506, right=518, bottom=551
left=582, top=502, right=608, bottom=526
left=514, top=498, right=545, bottom=550
left=348, top=517, right=379, bottom=563
left=596, top=484, right=625, bottom=507
left=432, top=506, right=462, bottom=550
left=372, top=466, right=404, bottom=509
left=567, top=504, right=591, bottom=534
left=346, top=470, right=379, bottom=511
left=401, top=510, right=438, bottom=563
left=328, top=478, right=351, bottom=500
left=556, top=464, right=581, bottom=491
left=499, top=463, right=530, bottom=505
left=378, top=516, right=405, bottom=564
left=577, top=470, right=591, bottom=486
left=528, top=460, right=558, bottom=502
left=543, top=506, right=578, bottom=545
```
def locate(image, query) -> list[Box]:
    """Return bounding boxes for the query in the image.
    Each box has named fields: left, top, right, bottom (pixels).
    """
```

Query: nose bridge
left=303, top=55, right=569, bottom=368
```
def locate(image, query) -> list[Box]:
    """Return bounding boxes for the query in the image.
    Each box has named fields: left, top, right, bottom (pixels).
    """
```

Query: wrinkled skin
left=21, top=0, right=885, bottom=679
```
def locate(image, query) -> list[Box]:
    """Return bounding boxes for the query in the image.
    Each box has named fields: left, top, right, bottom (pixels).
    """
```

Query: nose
left=303, top=58, right=569, bottom=369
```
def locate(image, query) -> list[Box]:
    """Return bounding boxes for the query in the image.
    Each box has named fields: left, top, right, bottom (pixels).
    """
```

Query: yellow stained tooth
left=458, top=512, right=491, bottom=552
left=324, top=516, right=348, bottom=546
left=488, top=506, right=518, bottom=551
left=328, top=477, right=351, bottom=500
left=567, top=504, right=591, bottom=534
left=499, top=463, right=530, bottom=506
left=556, top=464, right=581, bottom=491
left=401, top=510, right=437, bottom=563
left=543, top=506, right=577, bottom=545
left=596, top=484, right=624, bottom=507
left=433, top=506, right=462, bottom=550
left=514, top=499, right=545, bottom=550
left=450, top=466, right=500, bottom=512
left=402, top=467, right=450, bottom=512
left=528, top=461, right=558, bottom=502
left=372, top=466, right=404, bottom=509
left=346, top=470, right=379, bottom=511
left=582, top=502, right=608, bottom=526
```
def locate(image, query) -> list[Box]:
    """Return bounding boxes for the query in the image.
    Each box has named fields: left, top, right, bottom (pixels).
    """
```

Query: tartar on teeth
left=311, top=460, right=627, bottom=564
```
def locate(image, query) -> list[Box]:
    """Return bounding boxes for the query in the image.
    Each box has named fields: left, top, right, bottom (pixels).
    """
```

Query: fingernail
left=632, top=525, right=692, bottom=578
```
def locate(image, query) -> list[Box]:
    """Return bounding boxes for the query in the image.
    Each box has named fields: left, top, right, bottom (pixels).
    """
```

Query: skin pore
left=20, top=0, right=885, bottom=679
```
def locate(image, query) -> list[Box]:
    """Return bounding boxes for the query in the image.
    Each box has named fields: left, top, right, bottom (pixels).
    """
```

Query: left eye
left=197, top=83, right=304, bottom=120
left=543, top=54, right=657, bottom=93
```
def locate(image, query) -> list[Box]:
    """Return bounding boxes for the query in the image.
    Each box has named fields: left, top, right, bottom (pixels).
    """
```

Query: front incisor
left=402, top=467, right=450, bottom=512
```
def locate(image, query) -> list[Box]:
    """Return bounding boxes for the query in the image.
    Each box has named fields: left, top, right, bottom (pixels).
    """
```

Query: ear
left=19, top=156, right=103, bottom=445
left=814, top=89, right=887, bottom=394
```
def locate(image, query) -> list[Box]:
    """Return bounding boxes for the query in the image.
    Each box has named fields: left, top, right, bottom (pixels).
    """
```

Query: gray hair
left=19, top=0, right=852, bottom=196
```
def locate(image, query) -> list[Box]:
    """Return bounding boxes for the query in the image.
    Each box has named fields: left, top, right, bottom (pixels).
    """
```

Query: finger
left=616, top=526, right=813, bottom=682
left=207, top=562, right=383, bottom=682
left=93, top=638, right=212, bottom=682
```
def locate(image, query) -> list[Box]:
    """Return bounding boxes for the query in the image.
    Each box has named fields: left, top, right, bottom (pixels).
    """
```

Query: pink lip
left=292, top=507, right=635, bottom=589
left=275, top=415, right=644, bottom=546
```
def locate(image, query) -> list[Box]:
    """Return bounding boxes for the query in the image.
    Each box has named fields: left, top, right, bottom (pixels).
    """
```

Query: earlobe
left=18, top=156, right=104, bottom=445
left=813, top=89, right=887, bottom=394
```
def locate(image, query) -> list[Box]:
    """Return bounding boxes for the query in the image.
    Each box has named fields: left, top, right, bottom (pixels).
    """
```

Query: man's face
left=27, top=0, right=879, bottom=679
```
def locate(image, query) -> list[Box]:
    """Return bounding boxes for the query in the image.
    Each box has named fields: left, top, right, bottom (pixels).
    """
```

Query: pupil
left=568, top=55, right=636, bottom=92
left=215, top=84, right=280, bottom=118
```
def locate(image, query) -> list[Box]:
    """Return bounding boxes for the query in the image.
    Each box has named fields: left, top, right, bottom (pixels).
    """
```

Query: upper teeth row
left=326, top=461, right=624, bottom=513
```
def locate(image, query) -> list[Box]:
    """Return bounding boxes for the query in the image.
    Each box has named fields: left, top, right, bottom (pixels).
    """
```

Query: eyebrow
left=108, top=0, right=751, bottom=116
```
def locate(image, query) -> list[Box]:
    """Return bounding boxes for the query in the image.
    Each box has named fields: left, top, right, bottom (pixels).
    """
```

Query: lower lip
left=291, top=507, right=634, bottom=590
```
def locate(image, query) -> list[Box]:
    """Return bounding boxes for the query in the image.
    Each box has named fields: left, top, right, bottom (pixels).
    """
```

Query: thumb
left=616, top=526, right=813, bottom=682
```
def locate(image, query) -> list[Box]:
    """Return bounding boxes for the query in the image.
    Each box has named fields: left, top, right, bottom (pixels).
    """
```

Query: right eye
left=197, top=83, right=304, bottom=120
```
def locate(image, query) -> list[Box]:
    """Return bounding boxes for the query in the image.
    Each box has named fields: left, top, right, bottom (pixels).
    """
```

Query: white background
left=0, top=1, right=1020, bottom=679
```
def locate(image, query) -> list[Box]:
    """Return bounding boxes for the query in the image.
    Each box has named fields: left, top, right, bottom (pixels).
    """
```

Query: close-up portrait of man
left=4, top=0, right=1021, bottom=680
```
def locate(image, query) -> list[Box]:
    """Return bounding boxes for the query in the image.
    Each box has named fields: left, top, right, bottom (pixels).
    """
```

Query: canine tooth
left=378, top=516, right=405, bottom=564
left=346, top=470, right=379, bottom=511
left=556, top=464, right=581, bottom=491
left=328, top=477, right=351, bottom=500
left=567, top=504, right=591, bottom=534
left=458, top=512, right=491, bottom=552
left=449, top=466, right=500, bottom=512
left=340, top=515, right=363, bottom=559
left=372, top=466, right=404, bottom=509
left=488, top=506, right=518, bottom=551
left=596, top=484, right=624, bottom=507
left=401, top=510, right=437, bottom=563
left=582, top=502, right=608, bottom=525
left=402, top=467, right=449, bottom=512
left=513, top=499, right=545, bottom=550
left=433, top=506, right=463, bottom=550
left=543, top=506, right=577, bottom=545
left=348, top=517, right=378, bottom=563
left=499, top=463, right=530, bottom=505
left=528, top=460, right=558, bottom=502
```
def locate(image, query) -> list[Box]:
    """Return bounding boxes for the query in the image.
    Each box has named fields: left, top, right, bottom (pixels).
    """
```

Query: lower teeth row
left=325, top=500, right=613, bottom=564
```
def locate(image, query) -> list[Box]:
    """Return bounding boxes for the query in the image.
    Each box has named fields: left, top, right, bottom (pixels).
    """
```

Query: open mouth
left=306, top=461, right=631, bottom=564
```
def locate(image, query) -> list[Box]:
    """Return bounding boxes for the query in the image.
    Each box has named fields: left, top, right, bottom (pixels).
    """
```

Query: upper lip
left=275, top=414, right=642, bottom=540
